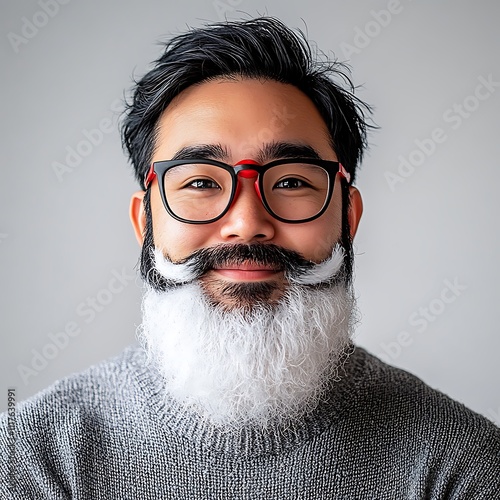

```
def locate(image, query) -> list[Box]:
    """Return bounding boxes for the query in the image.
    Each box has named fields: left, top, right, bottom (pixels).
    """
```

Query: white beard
left=138, top=245, right=356, bottom=430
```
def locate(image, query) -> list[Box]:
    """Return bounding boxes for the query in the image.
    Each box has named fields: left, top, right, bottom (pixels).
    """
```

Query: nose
left=218, top=174, right=276, bottom=243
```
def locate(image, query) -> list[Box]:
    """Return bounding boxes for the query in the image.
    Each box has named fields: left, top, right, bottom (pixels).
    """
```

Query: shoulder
left=345, top=346, right=500, bottom=493
left=0, top=344, right=149, bottom=451
left=353, top=346, right=496, bottom=422
left=350, top=345, right=499, bottom=437
left=8, top=344, right=144, bottom=415
left=0, top=344, right=150, bottom=498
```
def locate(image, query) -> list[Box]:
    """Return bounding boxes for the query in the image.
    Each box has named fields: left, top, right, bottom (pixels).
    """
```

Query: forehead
left=152, top=78, right=336, bottom=163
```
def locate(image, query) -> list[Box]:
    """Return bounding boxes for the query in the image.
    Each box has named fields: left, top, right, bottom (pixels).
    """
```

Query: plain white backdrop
left=0, top=0, right=498, bottom=423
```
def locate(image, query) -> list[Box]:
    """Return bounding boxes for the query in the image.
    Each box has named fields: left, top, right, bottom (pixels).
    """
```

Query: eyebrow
left=170, top=141, right=322, bottom=164
left=256, top=142, right=322, bottom=163
left=171, top=144, right=230, bottom=162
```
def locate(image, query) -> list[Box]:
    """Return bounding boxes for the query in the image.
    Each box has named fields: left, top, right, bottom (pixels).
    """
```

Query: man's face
left=140, top=78, right=349, bottom=305
left=130, top=78, right=363, bottom=427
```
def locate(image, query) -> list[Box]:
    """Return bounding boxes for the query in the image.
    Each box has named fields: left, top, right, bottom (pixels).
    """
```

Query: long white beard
left=138, top=246, right=356, bottom=430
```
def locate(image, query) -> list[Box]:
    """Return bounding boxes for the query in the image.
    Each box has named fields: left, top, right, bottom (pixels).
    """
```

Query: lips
left=172, top=243, right=311, bottom=285
left=212, top=261, right=281, bottom=281
left=215, top=261, right=279, bottom=272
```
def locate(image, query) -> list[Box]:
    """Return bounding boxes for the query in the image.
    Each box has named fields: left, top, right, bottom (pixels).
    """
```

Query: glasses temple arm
left=339, top=163, right=351, bottom=184
left=144, top=164, right=156, bottom=189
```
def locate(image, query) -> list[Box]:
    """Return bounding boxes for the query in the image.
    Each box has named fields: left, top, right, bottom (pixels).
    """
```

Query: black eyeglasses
left=144, top=158, right=350, bottom=224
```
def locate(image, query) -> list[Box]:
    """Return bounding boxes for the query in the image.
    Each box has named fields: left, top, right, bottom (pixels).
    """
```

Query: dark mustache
left=178, top=243, right=315, bottom=278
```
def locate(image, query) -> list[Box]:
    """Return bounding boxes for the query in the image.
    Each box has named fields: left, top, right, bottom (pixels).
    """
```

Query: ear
left=130, top=191, right=146, bottom=246
left=348, top=186, right=363, bottom=239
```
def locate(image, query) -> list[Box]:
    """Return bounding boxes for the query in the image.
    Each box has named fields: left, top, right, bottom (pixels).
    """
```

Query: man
left=1, top=17, right=499, bottom=499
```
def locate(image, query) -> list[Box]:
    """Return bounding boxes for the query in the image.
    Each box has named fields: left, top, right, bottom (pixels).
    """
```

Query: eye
left=186, top=179, right=221, bottom=190
left=274, top=177, right=310, bottom=189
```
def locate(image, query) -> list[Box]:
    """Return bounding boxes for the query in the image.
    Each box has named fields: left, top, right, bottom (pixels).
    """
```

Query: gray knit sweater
left=1, top=344, right=499, bottom=499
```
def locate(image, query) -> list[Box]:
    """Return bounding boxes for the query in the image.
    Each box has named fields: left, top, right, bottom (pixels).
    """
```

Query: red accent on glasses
left=235, top=159, right=259, bottom=179
left=229, top=159, right=262, bottom=205
left=144, top=164, right=156, bottom=188
left=339, top=163, right=351, bottom=183
left=235, top=159, right=260, bottom=166
left=238, top=169, right=258, bottom=179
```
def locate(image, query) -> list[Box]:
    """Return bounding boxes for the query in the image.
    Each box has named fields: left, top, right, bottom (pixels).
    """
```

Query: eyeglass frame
left=144, top=158, right=351, bottom=224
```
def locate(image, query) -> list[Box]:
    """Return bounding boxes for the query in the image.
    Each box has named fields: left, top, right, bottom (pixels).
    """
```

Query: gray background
left=0, top=0, right=498, bottom=423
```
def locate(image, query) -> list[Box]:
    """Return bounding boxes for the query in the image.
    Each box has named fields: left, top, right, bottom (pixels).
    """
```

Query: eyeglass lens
left=163, top=162, right=330, bottom=222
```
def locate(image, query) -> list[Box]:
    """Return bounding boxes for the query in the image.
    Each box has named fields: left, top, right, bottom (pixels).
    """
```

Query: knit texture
left=1, top=344, right=499, bottom=499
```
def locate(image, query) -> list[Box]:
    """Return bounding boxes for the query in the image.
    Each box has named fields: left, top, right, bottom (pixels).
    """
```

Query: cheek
left=152, top=215, right=217, bottom=261
left=151, top=221, right=225, bottom=263
left=287, top=186, right=343, bottom=263
left=149, top=189, right=214, bottom=260
left=289, top=221, right=341, bottom=262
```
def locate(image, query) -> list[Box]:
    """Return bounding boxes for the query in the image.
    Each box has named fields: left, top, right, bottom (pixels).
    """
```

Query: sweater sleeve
left=349, top=349, right=500, bottom=499
left=1, top=398, right=74, bottom=500
left=432, top=415, right=500, bottom=498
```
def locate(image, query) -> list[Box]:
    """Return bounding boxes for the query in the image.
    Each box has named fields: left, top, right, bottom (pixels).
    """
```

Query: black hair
left=121, top=17, right=373, bottom=188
